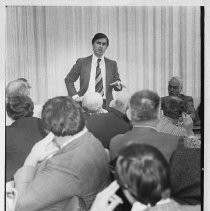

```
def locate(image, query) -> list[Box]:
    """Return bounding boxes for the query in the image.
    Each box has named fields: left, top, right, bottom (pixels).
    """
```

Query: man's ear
left=126, top=108, right=131, bottom=120
left=161, top=188, right=171, bottom=200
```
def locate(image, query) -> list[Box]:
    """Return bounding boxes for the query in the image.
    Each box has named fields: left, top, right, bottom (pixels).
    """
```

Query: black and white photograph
left=2, top=0, right=207, bottom=210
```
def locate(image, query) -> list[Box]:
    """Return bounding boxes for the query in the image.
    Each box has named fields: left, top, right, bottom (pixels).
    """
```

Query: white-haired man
left=161, top=76, right=196, bottom=121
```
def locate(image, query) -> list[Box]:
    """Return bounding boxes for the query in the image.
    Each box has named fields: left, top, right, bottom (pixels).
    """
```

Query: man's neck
left=93, top=53, right=103, bottom=59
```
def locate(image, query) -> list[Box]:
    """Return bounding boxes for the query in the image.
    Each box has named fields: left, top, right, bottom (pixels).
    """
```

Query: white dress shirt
left=86, top=54, right=106, bottom=98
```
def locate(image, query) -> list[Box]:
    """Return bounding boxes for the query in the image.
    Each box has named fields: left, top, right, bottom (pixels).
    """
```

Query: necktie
left=95, top=59, right=104, bottom=96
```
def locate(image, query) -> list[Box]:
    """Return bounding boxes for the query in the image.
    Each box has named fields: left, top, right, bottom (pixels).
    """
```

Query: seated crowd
left=6, top=77, right=201, bottom=211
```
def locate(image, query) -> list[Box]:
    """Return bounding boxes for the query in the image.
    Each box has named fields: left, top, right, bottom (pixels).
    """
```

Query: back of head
left=110, top=91, right=131, bottom=114
left=42, top=96, right=85, bottom=136
left=6, top=80, right=30, bottom=98
left=163, top=96, right=185, bottom=120
left=82, top=92, right=103, bottom=114
left=6, top=95, right=34, bottom=120
left=129, top=90, right=160, bottom=122
left=115, top=143, right=169, bottom=206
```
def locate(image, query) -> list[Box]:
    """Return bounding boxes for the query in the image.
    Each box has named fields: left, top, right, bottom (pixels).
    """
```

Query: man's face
left=168, top=79, right=181, bottom=96
left=92, top=38, right=108, bottom=58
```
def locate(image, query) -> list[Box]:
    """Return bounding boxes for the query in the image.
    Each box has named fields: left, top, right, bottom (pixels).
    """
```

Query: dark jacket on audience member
left=170, top=146, right=201, bottom=205
left=6, top=117, right=46, bottom=182
left=86, top=107, right=132, bottom=149
left=110, top=127, right=180, bottom=162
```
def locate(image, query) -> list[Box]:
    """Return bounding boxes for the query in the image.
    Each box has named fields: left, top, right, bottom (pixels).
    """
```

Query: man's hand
left=24, top=132, right=59, bottom=167
left=90, top=181, right=123, bottom=211
left=110, top=81, right=126, bottom=89
left=75, top=96, right=84, bottom=102
left=182, top=113, right=195, bottom=137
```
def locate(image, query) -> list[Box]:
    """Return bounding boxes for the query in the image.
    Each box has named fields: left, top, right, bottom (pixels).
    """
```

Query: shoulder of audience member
left=179, top=94, right=193, bottom=102
left=177, top=136, right=201, bottom=149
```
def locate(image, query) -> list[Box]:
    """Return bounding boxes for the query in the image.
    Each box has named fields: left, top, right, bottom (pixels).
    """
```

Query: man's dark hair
left=41, top=96, right=85, bottom=136
left=92, top=33, right=109, bottom=46
left=6, top=95, right=34, bottom=120
left=129, top=90, right=160, bottom=122
left=18, top=78, right=28, bottom=82
left=115, top=143, right=169, bottom=206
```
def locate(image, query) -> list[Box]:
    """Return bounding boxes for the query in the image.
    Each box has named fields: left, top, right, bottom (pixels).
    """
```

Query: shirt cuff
left=72, top=94, right=79, bottom=100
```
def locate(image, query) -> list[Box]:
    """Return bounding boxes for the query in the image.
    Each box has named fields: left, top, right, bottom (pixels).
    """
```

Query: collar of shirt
left=60, top=127, right=88, bottom=149
left=133, top=125, right=158, bottom=132
left=45, top=127, right=88, bottom=160
left=156, top=198, right=172, bottom=205
left=92, top=53, right=105, bottom=65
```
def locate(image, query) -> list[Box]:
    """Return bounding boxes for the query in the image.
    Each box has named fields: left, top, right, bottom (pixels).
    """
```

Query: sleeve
left=65, top=59, right=82, bottom=97
left=185, top=96, right=196, bottom=121
left=109, top=135, right=124, bottom=161
left=14, top=161, right=80, bottom=211
left=112, top=61, right=122, bottom=91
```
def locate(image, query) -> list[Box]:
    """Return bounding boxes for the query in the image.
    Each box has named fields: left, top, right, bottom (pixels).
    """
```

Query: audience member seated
left=110, top=90, right=180, bottom=162
left=157, top=96, right=193, bottom=136
left=90, top=143, right=200, bottom=211
left=194, top=103, right=201, bottom=126
left=13, top=96, right=110, bottom=211
left=170, top=138, right=201, bottom=205
left=86, top=91, right=132, bottom=149
left=82, top=92, right=108, bottom=120
left=6, top=80, right=30, bottom=125
left=161, top=76, right=196, bottom=121
left=6, top=95, right=46, bottom=182
left=6, top=78, right=42, bottom=125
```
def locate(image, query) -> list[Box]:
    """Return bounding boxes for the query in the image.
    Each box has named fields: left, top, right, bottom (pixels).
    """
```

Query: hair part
left=41, top=96, right=85, bottom=137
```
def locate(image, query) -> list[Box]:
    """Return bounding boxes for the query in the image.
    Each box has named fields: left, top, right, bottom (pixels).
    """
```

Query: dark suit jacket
left=86, top=108, right=132, bottom=149
left=143, top=199, right=201, bottom=211
left=110, top=127, right=180, bottom=162
left=170, top=146, right=201, bottom=205
left=65, top=55, right=121, bottom=108
left=6, top=117, right=46, bottom=182
left=14, top=131, right=110, bottom=211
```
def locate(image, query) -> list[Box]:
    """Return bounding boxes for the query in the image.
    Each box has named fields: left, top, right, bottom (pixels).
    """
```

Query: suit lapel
left=83, top=55, right=92, bottom=91
left=105, top=57, right=111, bottom=94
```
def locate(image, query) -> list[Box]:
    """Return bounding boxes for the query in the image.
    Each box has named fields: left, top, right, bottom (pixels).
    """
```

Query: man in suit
left=14, top=96, right=110, bottom=211
left=110, top=90, right=181, bottom=162
left=86, top=91, right=132, bottom=149
left=6, top=95, right=46, bottom=182
left=65, top=33, right=124, bottom=109
left=161, top=76, right=196, bottom=121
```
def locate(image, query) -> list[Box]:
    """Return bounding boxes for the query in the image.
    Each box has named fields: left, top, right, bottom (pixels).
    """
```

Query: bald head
left=168, top=76, right=182, bottom=96
left=6, top=80, right=30, bottom=98
left=82, top=92, right=103, bottom=113
left=109, top=91, right=131, bottom=114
